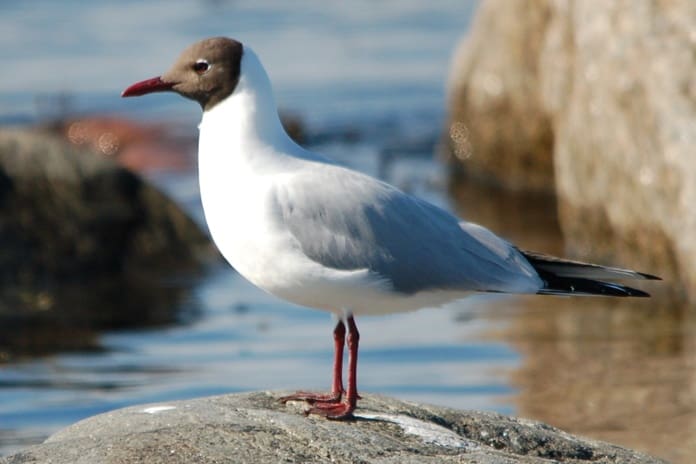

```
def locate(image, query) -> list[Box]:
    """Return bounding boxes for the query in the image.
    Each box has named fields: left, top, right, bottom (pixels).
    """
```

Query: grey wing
left=271, top=166, right=542, bottom=294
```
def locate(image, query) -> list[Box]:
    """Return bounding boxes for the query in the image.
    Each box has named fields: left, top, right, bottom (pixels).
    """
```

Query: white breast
left=198, top=133, right=280, bottom=285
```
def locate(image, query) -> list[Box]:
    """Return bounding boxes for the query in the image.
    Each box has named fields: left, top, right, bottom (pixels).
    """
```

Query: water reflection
left=450, top=180, right=691, bottom=463
left=448, top=176, right=563, bottom=254
left=503, top=296, right=694, bottom=463
left=0, top=274, right=202, bottom=362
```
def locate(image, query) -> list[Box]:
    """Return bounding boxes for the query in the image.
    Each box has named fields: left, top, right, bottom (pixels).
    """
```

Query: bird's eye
left=193, top=60, right=210, bottom=74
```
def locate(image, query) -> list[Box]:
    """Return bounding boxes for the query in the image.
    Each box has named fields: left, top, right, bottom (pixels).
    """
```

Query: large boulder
left=0, top=391, right=666, bottom=464
left=445, top=0, right=555, bottom=193
left=446, top=0, right=696, bottom=300
left=0, top=129, right=216, bottom=358
left=541, top=0, right=696, bottom=298
left=0, top=128, right=214, bottom=282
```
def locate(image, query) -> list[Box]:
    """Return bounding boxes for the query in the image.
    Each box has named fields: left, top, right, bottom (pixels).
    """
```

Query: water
left=0, top=2, right=690, bottom=463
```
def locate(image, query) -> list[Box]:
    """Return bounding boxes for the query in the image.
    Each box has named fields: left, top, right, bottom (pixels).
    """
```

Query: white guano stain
left=355, top=412, right=478, bottom=450
left=141, top=405, right=176, bottom=414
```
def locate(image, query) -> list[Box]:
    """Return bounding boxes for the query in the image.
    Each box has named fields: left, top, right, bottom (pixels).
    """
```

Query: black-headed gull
left=122, top=37, right=659, bottom=419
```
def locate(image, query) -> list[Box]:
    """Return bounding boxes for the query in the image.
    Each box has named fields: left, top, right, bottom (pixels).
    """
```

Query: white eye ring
left=193, top=59, right=210, bottom=74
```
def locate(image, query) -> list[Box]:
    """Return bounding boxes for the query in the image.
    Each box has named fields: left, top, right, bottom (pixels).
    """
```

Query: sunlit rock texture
left=445, top=0, right=555, bottom=193
left=0, top=392, right=666, bottom=464
left=446, top=0, right=696, bottom=300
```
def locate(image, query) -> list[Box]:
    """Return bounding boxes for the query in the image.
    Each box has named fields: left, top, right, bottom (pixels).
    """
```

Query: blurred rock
left=55, top=117, right=195, bottom=172
left=279, top=110, right=306, bottom=145
left=540, top=0, right=696, bottom=300
left=446, top=0, right=696, bottom=300
left=0, top=128, right=214, bottom=283
left=0, top=129, right=216, bottom=358
left=444, top=0, right=555, bottom=193
left=0, top=391, right=665, bottom=464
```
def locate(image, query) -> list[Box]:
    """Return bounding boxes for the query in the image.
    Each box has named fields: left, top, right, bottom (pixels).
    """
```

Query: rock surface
left=446, top=0, right=696, bottom=300
left=1, top=391, right=665, bottom=464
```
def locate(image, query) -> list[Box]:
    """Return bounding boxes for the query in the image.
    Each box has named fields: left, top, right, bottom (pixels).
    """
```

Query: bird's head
left=122, top=37, right=243, bottom=111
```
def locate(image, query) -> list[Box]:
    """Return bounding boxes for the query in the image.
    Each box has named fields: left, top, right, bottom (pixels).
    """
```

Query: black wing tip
left=637, top=271, right=662, bottom=281
left=619, top=287, right=651, bottom=298
left=537, top=288, right=651, bottom=298
left=537, top=277, right=652, bottom=298
left=520, top=249, right=662, bottom=281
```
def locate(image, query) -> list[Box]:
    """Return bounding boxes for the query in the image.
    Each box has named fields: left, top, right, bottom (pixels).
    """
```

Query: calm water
left=0, top=2, right=689, bottom=462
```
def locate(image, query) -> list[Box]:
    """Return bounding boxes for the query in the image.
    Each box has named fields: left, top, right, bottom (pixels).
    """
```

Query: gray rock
left=445, top=0, right=694, bottom=300
left=1, top=392, right=665, bottom=464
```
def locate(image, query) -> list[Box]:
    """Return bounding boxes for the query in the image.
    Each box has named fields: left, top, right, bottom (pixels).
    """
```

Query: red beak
left=121, top=76, right=175, bottom=97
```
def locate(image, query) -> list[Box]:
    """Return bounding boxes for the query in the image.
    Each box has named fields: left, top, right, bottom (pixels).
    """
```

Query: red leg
left=279, top=319, right=345, bottom=404
left=307, top=314, right=359, bottom=419
left=330, top=319, right=346, bottom=398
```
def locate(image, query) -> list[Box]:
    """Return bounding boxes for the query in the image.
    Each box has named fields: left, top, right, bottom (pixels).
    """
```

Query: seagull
left=122, top=37, right=659, bottom=419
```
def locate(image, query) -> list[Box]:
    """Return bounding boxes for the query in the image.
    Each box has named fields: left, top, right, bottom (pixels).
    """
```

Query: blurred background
left=0, top=1, right=693, bottom=462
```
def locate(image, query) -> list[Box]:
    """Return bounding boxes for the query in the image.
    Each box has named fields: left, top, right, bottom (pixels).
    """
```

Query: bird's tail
left=520, top=250, right=660, bottom=298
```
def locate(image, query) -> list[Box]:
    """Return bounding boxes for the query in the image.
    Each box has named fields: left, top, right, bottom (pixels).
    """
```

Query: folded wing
left=271, top=165, right=543, bottom=295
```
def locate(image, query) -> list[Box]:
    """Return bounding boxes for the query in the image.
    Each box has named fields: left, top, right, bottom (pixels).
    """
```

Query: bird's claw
left=279, top=391, right=343, bottom=405
left=304, top=401, right=355, bottom=420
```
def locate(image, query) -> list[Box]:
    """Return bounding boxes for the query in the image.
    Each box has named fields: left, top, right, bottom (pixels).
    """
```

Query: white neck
left=198, top=46, right=296, bottom=161
left=196, top=46, right=311, bottom=286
